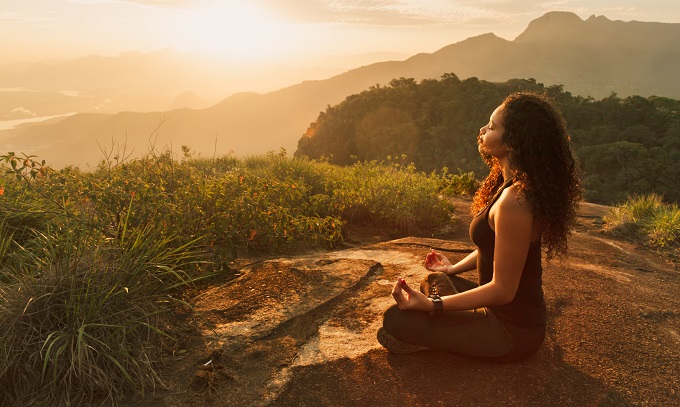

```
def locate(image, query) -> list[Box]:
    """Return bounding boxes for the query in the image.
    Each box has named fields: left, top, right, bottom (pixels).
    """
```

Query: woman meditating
left=377, top=92, right=581, bottom=362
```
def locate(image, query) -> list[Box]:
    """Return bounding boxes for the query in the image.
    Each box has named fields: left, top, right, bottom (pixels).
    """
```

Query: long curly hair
left=471, top=92, right=581, bottom=258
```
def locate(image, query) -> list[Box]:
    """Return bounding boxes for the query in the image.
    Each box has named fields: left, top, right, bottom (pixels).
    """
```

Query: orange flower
left=249, top=230, right=257, bottom=241
left=0, top=186, right=4, bottom=196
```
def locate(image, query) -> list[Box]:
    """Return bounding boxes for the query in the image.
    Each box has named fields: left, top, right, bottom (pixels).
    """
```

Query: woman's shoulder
left=497, top=183, right=534, bottom=215
left=489, top=182, right=535, bottom=235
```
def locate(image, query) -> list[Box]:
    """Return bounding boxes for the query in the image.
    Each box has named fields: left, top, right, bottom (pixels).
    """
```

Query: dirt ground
left=124, top=198, right=679, bottom=407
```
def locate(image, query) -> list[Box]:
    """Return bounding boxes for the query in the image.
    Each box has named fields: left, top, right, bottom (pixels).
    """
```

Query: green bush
left=604, top=194, right=680, bottom=250
left=332, top=160, right=454, bottom=234
left=0, top=220, right=203, bottom=406
left=0, top=150, right=459, bottom=405
left=647, top=207, right=680, bottom=248
left=439, top=169, right=479, bottom=197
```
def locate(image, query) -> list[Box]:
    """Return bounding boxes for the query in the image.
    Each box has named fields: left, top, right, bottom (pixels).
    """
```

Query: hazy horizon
left=2, top=1, right=679, bottom=65
left=2, top=1, right=679, bottom=115
left=2, top=0, right=680, bottom=169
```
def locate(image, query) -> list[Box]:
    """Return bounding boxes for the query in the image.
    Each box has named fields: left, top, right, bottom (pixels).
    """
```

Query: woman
left=377, top=92, right=581, bottom=362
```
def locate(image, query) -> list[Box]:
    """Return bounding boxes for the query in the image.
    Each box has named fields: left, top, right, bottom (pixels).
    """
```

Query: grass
left=0, top=149, right=463, bottom=405
left=0, top=213, right=204, bottom=406
left=604, top=194, right=680, bottom=251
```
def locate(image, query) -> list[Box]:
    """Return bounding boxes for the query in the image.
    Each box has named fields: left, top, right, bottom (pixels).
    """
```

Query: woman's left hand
left=391, top=278, right=434, bottom=312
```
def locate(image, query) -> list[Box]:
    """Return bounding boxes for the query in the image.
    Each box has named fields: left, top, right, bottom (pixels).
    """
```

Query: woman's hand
left=424, top=250, right=452, bottom=273
left=391, top=278, right=434, bottom=312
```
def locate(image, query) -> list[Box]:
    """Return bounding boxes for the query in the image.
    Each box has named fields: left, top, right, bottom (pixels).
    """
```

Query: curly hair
left=471, top=92, right=581, bottom=258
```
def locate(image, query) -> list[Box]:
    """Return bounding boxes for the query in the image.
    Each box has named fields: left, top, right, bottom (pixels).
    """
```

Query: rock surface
left=128, top=202, right=679, bottom=407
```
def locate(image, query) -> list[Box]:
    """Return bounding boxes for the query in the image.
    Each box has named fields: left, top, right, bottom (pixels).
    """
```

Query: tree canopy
left=295, top=75, right=680, bottom=204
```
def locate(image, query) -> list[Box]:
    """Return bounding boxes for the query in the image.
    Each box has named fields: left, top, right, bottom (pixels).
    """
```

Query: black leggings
left=382, top=273, right=545, bottom=361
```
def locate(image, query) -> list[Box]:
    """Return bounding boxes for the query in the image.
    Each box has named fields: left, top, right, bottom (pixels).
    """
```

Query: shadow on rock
left=271, top=344, right=631, bottom=407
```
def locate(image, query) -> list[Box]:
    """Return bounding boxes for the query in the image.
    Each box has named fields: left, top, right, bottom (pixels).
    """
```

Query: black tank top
left=469, top=178, right=546, bottom=328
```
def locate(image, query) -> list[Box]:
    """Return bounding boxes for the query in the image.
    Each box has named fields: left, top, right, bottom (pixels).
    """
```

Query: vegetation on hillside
left=295, top=75, right=680, bottom=205
left=0, top=150, right=465, bottom=406
left=604, top=194, right=680, bottom=254
left=2, top=73, right=677, bottom=405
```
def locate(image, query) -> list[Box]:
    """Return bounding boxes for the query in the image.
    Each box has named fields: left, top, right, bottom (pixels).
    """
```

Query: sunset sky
left=1, top=0, right=679, bottom=63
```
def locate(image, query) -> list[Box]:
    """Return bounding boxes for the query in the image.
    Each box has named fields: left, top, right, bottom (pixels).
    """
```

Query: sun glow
left=172, top=1, right=298, bottom=61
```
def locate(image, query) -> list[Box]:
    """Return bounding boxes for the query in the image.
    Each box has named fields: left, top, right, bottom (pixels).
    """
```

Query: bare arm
left=394, top=186, right=533, bottom=312
left=447, top=250, right=478, bottom=275
left=425, top=250, right=477, bottom=275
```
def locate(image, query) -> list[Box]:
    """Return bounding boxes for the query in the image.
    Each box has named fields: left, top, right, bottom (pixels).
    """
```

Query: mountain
left=0, top=49, right=409, bottom=121
left=3, top=11, right=680, bottom=168
left=168, top=91, right=211, bottom=111
left=0, top=50, right=226, bottom=117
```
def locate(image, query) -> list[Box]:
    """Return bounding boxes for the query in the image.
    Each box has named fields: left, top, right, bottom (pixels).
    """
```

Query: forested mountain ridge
left=357, top=11, right=680, bottom=100
left=3, top=11, right=680, bottom=169
left=295, top=76, right=680, bottom=205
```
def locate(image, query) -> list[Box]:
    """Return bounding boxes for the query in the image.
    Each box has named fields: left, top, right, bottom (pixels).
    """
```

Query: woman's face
left=478, top=104, right=508, bottom=158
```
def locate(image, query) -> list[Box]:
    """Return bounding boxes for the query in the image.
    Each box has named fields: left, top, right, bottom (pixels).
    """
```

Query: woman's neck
left=498, top=157, right=513, bottom=181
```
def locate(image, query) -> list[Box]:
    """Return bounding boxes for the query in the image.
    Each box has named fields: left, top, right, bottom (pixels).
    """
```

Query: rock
left=126, top=205, right=679, bottom=407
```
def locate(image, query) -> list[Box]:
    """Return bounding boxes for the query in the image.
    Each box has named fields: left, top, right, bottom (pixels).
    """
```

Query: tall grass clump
left=0, top=225, right=202, bottom=406
left=604, top=194, right=680, bottom=251
left=0, top=149, right=460, bottom=405
left=0, top=153, right=205, bottom=405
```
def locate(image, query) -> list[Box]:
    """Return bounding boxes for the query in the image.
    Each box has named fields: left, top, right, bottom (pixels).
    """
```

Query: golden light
left=172, top=1, right=297, bottom=60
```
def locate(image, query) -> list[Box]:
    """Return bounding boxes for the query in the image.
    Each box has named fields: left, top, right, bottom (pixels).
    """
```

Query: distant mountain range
left=2, top=11, right=679, bottom=168
left=0, top=50, right=409, bottom=121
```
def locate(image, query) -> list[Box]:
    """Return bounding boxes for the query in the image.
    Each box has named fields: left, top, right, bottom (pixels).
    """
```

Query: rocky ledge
left=128, top=203, right=679, bottom=407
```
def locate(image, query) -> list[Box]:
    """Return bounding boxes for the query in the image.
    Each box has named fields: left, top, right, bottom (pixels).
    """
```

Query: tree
left=295, top=75, right=680, bottom=204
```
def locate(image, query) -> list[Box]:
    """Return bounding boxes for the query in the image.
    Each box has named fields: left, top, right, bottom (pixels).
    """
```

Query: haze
left=3, top=1, right=679, bottom=63
left=1, top=0, right=679, bottom=168
left=2, top=1, right=675, bottom=97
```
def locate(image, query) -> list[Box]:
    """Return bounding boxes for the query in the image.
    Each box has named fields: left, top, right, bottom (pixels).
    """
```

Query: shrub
left=0, top=150, right=458, bottom=404
left=646, top=206, right=680, bottom=248
left=438, top=169, right=479, bottom=197
left=604, top=194, right=680, bottom=250
left=0, top=222, right=203, bottom=406
left=333, top=160, right=454, bottom=233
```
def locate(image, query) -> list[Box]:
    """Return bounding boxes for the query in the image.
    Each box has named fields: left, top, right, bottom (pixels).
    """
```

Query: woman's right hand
left=424, top=250, right=452, bottom=273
